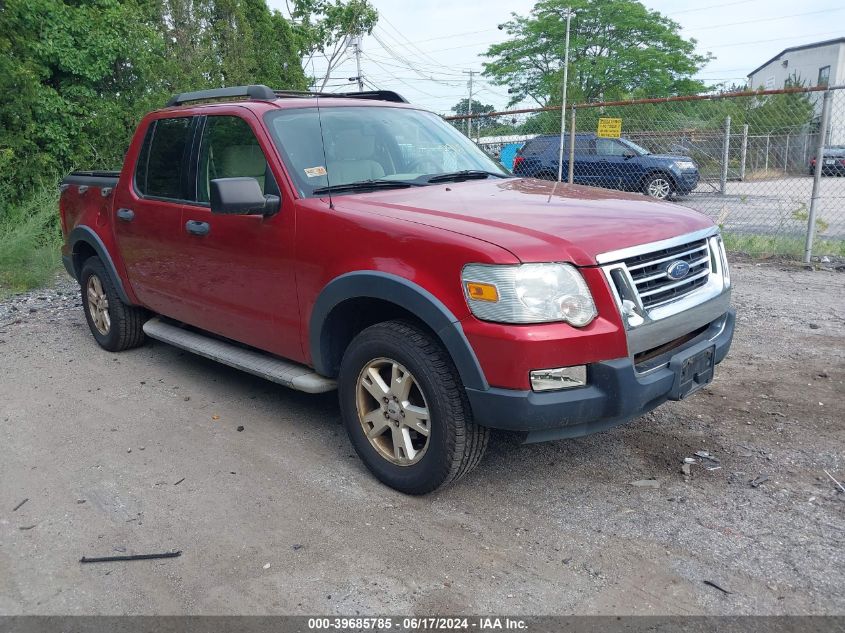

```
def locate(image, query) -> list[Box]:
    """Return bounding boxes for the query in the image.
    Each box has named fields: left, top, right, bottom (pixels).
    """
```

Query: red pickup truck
left=60, top=85, right=734, bottom=494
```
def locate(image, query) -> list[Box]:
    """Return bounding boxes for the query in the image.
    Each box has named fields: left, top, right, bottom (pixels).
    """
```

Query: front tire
left=80, top=257, right=146, bottom=352
left=643, top=173, right=674, bottom=200
left=338, top=320, right=489, bottom=494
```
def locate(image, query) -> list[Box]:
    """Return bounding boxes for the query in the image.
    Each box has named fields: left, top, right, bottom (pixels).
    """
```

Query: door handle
left=185, top=220, right=210, bottom=236
left=116, top=208, right=135, bottom=222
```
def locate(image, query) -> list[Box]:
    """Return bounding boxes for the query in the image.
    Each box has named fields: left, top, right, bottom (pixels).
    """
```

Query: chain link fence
left=445, top=86, right=845, bottom=261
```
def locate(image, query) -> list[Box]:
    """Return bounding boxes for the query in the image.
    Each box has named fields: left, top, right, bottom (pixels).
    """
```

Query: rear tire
left=338, top=320, right=489, bottom=494
left=80, top=257, right=146, bottom=352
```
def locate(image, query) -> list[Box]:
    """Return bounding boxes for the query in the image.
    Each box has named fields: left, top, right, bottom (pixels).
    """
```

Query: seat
left=219, top=145, right=268, bottom=192
left=327, top=130, right=385, bottom=184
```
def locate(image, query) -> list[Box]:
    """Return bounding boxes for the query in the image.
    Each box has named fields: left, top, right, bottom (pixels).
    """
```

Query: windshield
left=264, top=106, right=510, bottom=197
left=619, top=138, right=650, bottom=156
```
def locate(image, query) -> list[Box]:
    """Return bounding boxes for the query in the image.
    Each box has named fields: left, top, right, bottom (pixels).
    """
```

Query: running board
left=142, top=318, right=336, bottom=394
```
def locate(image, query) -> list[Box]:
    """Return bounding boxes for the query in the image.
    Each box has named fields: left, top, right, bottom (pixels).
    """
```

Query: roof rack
left=273, top=90, right=408, bottom=103
left=166, top=85, right=276, bottom=107
left=166, top=85, right=408, bottom=107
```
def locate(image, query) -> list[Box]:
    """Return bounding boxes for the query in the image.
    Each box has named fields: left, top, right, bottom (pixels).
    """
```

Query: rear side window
left=522, top=137, right=555, bottom=155
left=135, top=117, right=193, bottom=199
left=523, top=136, right=594, bottom=155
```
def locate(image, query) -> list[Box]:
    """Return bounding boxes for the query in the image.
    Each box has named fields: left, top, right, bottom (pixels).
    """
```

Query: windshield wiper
left=426, top=170, right=508, bottom=184
left=312, top=179, right=418, bottom=195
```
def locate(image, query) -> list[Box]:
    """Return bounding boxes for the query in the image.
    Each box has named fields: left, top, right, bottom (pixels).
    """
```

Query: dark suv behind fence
left=809, top=146, right=845, bottom=176
left=513, top=133, right=700, bottom=200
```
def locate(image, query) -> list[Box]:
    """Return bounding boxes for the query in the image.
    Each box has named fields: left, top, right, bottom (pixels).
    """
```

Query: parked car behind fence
left=512, top=133, right=700, bottom=200
left=809, top=146, right=845, bottom=176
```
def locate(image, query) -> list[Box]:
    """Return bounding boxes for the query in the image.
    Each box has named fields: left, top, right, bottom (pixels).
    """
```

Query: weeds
left=0, top=188, right=62, bottom=297
left=723, top=232, right=845, bottom=259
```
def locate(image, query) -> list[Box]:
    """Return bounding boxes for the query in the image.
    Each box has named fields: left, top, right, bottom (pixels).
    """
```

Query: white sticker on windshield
left=304, top=166, right=327, bottom=177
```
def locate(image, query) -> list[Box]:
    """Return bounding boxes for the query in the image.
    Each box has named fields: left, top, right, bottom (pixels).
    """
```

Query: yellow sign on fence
left=597, top=118, right=622, bottom=138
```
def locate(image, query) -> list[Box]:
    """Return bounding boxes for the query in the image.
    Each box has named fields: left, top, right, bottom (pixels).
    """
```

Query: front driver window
left=197, top=116, right=279, bottom=204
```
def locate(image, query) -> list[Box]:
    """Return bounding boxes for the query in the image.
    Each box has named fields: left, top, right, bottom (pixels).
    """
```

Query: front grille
left=622, top=238, right=712, bottom=310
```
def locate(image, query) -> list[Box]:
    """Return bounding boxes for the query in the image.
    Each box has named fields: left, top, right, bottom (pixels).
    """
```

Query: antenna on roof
left=314, top=91, right=333, bottom=210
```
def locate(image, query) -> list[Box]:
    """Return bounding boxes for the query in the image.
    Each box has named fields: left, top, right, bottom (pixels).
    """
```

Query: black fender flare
left=67, top=226, right=133, bottom=305
left=309, top=271, right=488, bottom=391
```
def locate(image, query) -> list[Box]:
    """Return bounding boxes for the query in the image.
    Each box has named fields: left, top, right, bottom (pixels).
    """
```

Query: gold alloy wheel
left=356, top=358, right=431, bottom=466
left=86, top=274, right=111, bottom=336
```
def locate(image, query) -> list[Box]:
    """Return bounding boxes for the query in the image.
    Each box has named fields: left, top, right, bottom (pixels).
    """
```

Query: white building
left=747, top=37, right=845, bottom=144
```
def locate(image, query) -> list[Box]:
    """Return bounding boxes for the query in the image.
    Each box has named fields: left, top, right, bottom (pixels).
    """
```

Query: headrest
left=221, top=145, right=266, bottom=177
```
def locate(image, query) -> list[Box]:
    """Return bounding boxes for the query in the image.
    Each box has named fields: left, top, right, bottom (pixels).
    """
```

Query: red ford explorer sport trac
left=59, top=85, right=734, bottom=494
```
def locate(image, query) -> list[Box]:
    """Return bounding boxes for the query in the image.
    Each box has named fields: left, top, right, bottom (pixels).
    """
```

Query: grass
left=0, top=188, right=62, bottom=298
left=723, top=231, right=845, bottom=259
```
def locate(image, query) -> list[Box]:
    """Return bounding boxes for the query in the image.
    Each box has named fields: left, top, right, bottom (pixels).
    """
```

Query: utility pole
left=556, top=8, right=574, bottom=183
left=350, top=35, right=364, bottom=92
left=463, top=70, right=476, bottom=136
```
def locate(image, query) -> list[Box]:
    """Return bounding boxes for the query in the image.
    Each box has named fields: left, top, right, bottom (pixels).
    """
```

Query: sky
left=266, top=0, right=843, bottom=115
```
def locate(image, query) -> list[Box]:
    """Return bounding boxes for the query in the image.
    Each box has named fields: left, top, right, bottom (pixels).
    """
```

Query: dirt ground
left=0, top=259, right=843, bottom=616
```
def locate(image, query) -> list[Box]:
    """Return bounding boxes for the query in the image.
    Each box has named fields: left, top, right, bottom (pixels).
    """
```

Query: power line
left=696, top=67, right=754, bottom=74
left=375, top=17, right=463, bottom=74
left=705, top=30, right=845, bottom=49
left=365, top=38, right=502, bottom=60
left=370, top=32, right=465, bottom=84
left=689, top=7, right=844, bottom=32
left=346, top=6, right=843, bottom=74
left=362, top=10, right=843, bottom=62
left=373, top=27, right=496, bottom=48
left=668, top=0, right=759, bottom=15
left=362, top=75, right=465, bottom=83
left=360, top=55, right=465, bottom=77
left=360, top=54, right=441, bottom=98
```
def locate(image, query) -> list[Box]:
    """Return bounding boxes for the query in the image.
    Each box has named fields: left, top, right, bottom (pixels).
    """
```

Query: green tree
left=451, top=99, right=495, bottom=117
left=451, top=99, right=500, bottom=132
left=148, top=0, right=308, bottom=91
left=0, top=0, right=307, bottom=207
left=745, top=75, right=817, bottom=134
left=0, top=0, right=162, bottom=202
left=483, top=0, right=711, bottom=107
left=285, top=0, right=379, bottom=90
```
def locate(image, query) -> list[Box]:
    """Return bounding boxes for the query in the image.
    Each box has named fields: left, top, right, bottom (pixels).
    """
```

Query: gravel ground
left=0, top=260, right=843, bottom=615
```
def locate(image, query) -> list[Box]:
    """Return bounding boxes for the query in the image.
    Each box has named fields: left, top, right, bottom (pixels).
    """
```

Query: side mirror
left=210, top=177, right=280, bottom=216
left=622, top=150, right=636, bottom=159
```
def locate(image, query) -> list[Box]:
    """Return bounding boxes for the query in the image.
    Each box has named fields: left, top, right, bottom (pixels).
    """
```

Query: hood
left=643, top=153, right=694, bottom=163
left=335, top=178, right=714, bottom=266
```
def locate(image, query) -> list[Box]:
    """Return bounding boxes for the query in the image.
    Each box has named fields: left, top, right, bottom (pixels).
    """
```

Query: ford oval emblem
left=666, top=260, right=691, bottom=280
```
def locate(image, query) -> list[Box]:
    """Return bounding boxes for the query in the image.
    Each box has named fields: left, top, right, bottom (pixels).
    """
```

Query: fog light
left=530, top=366, right=587, bottom=392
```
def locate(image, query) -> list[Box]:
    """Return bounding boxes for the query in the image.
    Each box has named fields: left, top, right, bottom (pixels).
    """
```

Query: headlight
left=676, top=160, right=696, bottom=171
left=462, top=263, right=597, bottom=326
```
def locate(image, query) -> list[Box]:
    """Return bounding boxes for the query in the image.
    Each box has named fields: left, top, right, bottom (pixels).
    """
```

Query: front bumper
left=466, top=308, right=734, bottom=442
left=674, top=171, right=699, bottom=194
left=821, top=164, right=845, bottom=176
